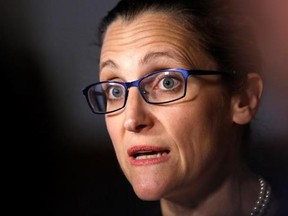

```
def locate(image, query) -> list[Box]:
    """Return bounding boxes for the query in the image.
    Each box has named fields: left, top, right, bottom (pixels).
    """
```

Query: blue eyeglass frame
left=82, top=68, right=236, bottom=114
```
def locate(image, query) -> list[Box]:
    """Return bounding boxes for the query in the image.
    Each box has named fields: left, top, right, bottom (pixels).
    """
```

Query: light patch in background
left=250, top=0, right=288, bottom=143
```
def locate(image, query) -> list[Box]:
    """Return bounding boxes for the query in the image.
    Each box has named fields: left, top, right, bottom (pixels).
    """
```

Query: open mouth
left=133, top=150, right=170, bottom=160
left=128, top=146, right=170, bottom=161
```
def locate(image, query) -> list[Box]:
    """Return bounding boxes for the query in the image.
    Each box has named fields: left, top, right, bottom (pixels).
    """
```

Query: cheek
left=161, top=92, right=229, bottom=172
left=169, top=108, right=216, bottom=161
left=163, top=97, right=223, bottom=144
left=105, top=118, right=116, bottom=142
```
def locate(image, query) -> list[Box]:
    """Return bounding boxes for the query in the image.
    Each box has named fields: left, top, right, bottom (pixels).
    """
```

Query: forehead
left=103, top=12, right=191, bottom=41
left=100, top=12, right=215, bottom=73
left=101, top=12, right=198, bottom=56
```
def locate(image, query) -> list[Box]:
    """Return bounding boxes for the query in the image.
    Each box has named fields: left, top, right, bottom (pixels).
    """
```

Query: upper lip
left=128, top=145, right=170, bottom=158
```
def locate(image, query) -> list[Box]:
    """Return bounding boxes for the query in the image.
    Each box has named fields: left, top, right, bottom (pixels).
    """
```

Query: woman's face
left=100, top=12, right=238, bottom=201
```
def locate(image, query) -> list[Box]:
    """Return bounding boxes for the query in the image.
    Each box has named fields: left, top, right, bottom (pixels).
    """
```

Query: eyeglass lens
left=87, top=70, right=187, bottom=113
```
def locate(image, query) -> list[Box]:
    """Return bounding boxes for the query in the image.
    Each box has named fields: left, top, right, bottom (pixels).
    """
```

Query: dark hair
left=98, top=0, right=262, bottom=79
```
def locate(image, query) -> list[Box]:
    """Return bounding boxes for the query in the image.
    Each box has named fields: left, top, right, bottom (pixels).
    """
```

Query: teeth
left=135, top=152, right=168, bottom=160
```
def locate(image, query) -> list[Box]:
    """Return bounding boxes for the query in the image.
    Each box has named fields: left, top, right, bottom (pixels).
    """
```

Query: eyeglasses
left=82, top=68, right=235, bottom=114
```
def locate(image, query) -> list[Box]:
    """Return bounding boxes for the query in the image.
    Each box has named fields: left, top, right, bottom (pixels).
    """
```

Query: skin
left=100, top=12, right=264, bottom=216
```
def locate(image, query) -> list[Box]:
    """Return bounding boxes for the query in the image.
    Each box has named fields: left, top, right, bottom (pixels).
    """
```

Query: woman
left=83, top=0, right=279, bottom=215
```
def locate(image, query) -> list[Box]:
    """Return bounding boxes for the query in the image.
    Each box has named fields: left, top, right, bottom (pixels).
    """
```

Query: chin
left=134, top=189, right=163, bottom=201
left=131, top=180, right=167, bottom=201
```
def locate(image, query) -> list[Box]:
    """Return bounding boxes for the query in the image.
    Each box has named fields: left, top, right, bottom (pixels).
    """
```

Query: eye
left=160, top=77, right=176, bottom=90
left=106, top=84, right=125, bottom=100
left=139, top=71, right=184, bottom=96
left=158, top=76, right=180, bottom=90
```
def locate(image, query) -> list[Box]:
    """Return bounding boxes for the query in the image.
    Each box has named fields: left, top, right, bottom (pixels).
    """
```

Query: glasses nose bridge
left=125, top=79, right=142, bottom=93
left=125, top=79, right=147, bottom=102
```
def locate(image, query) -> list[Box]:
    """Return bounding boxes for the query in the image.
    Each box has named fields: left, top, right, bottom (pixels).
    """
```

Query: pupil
left=112, top=87, right=122, bottom=97
left=163, top=78, right=174, bottom=89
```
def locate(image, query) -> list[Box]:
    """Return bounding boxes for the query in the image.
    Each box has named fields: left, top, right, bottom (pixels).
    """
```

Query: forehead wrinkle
left=136, top=38, right=202, bottom=68
left=103, top=14, right=193, bottom=47
left=102, top=30, right=197, bottom=61
left=101, top=12, right=212, bottom=72
left=102, top=35, right=203, bottom=70
left=103, top=26, right=190, bottom=49
left=114, top=14, right=184, bottom=32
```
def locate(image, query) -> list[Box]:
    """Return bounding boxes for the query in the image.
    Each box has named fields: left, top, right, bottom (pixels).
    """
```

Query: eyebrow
left=100, top=60, right=118, bottom=71
left=100, top=51, right=179, bottom=73
left=140, top=51, right=177, bottom=65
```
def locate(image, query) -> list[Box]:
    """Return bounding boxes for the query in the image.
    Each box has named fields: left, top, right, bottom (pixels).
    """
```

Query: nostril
left=135, top=124, right=147, bottom=131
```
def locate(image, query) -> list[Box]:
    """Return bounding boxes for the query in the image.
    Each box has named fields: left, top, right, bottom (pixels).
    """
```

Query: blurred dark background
left=1, top=0, right=287, bottom=215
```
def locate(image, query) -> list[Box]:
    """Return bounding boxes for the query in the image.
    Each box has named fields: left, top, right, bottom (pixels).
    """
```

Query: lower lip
left=129, top=154, right=170, bottom=166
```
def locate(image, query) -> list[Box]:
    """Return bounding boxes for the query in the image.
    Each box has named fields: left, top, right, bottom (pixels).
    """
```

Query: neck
left=160, top=165, right=260, bottom=216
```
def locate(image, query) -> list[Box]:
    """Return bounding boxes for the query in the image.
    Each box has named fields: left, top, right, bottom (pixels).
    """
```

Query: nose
left=123, top=88, right=152, bottom=132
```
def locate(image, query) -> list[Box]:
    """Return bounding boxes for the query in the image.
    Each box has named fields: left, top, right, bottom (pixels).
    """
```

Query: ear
left=231, top=73, right=264, bottom=125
